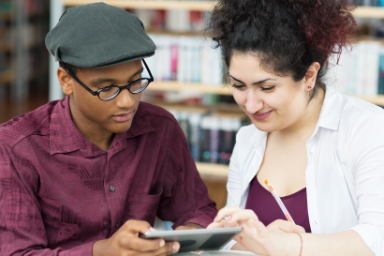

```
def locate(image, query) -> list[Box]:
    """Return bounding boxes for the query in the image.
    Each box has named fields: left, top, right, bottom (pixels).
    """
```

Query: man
left=0, top=3, right=217, bottom=255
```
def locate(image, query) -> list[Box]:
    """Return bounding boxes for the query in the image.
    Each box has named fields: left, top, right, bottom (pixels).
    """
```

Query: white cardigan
left=223, top=86, right=384, bottom=255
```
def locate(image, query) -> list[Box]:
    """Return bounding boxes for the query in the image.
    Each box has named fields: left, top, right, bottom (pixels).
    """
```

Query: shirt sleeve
left=221, top=133, right=243, bottom=250
left=347, top=117, right=384, bottom=256
left=0, top=142, right=95, bottom=256
left=225, top=138, right=243, bottom=208
left=156, top=122, right=217, bottom=229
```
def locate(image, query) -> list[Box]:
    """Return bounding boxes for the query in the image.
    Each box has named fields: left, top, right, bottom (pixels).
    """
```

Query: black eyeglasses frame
left=65, top=59, right=154, bottom=101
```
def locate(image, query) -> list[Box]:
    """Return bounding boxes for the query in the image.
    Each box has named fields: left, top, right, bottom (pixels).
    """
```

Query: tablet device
left=140, top=227, right=243, bottom=252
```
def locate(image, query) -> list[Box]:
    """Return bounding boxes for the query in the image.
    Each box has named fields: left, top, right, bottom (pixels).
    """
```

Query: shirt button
left=109, top=186, right=115, bottom=192
left=309, top=152, right=313, bottom=156
left=313, top=220, right=318, bottom=226
left=115, top=222, right=119, bottom=228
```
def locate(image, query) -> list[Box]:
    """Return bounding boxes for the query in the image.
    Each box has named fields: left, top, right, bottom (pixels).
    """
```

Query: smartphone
left=140, top=227, right=243, bottom=252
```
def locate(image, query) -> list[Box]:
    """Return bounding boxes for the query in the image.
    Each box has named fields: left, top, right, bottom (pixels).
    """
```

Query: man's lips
left=112, top=112, right=133, bottom=122
left=252, top=111, right=272, bottom=121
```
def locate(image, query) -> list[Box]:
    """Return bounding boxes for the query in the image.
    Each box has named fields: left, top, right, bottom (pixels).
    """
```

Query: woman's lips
left=113, top=112, right=133, bottom=122
left=252, top=111, right=272, bottom=121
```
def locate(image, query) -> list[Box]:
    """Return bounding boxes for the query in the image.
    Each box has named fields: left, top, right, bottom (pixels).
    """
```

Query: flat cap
left=46, top=2, right=156, bottom=68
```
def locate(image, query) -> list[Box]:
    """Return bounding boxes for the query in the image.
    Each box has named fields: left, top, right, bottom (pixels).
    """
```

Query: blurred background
left=2, top=0, right=384, bottom=211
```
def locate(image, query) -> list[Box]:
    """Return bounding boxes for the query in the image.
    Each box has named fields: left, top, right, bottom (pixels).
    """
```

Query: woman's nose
left=245, top=91, right=264, bottom=114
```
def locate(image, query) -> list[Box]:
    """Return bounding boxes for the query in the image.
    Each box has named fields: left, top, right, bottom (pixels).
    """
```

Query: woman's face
left=229, top=53, right=312, bottom=132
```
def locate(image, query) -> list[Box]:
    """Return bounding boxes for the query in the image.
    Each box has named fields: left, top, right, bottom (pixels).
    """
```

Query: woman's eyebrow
left=229, top=75, right=275, bottom=85
left=90, top=67, right=144, bottom=85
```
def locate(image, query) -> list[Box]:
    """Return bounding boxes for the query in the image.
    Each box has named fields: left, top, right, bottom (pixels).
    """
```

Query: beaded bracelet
left=296, top=232, right=303, bottom=256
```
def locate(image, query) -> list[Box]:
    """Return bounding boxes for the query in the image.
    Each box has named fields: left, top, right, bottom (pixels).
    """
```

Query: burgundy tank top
left=245, top=177, right=311, bottom=233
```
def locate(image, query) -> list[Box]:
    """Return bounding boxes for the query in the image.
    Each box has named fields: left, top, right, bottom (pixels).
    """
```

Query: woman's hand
left=207, top=207, right=304, bottom=256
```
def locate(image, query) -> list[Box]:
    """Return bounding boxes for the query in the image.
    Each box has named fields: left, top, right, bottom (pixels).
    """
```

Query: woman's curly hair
left=207, top=0, right=357, bottom=97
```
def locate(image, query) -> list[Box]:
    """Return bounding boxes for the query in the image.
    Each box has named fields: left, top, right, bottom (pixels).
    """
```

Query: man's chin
left=109, top=122, right=132, bottom=134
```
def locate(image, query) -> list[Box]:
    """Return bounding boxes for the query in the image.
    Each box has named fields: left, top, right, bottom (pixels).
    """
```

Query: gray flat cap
left=46, top=2, right=156, bottom=68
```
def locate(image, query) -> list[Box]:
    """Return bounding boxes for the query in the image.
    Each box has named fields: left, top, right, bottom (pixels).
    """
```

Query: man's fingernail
left=173, top=242, right=180, bottom=253
left=159, top=240, right=165, bottom=247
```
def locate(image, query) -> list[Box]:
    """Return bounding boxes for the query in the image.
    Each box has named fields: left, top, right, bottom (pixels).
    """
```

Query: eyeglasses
left=65, top=59, right=154, bottom=101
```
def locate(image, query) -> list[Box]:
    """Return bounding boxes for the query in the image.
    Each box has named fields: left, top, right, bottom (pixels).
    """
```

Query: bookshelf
left=63, top=1, right=384, bottom=18
left=54, top=1, right=384, bottom=178
left=63, top=0, right=216, bottom=11
left=148, top=81, right=231, bottom=95
left=352, top=6, right=384, bottom=18
left=196, top=162, right=228, bottom=176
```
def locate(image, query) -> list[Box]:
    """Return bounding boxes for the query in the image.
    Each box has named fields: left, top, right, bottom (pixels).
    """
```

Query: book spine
left=378, top=45, right=384, bottom=95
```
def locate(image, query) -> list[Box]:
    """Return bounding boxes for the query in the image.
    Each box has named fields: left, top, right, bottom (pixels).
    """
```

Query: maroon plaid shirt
left=0, top=97, right=216, bottom=255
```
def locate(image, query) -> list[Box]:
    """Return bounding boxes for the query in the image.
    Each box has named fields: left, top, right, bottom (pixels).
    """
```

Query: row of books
left=327, top=40, right=384, bottom=96
left=144, top=34, right=224, bottom=86
left=352, top=0, right=384, bottom=6
left=132, top=9, right=207, bottom=32
left=165, top=106, right=248, bottom=165
left=0, top=0, right=48, bottom=19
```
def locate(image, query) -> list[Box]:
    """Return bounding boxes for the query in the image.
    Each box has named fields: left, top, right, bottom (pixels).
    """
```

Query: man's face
left=66, top=60, right=143, bottom=135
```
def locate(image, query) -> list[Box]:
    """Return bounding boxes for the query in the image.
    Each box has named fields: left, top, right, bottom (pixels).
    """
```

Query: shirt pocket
left=123, top=188, right=163, bottom=226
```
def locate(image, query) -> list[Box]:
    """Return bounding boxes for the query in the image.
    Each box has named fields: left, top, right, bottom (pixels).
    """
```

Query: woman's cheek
left=232, top=90, right=247, bottom=106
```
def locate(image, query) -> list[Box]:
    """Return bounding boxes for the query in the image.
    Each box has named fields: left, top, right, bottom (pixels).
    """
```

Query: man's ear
left=57, top=67, right=74, bottom=96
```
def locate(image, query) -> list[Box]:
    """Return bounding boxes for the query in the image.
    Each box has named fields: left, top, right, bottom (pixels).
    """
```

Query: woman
left=207, top=0, right=384, bottom=255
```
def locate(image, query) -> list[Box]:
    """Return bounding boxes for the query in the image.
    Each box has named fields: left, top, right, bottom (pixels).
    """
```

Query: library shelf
left=0, top=70, right=12, bottom=84
left=352, top=6, right=384, bottom=18
left=62, top=1, right=384, bottom=18
left=147, top=82, right=384, bottom=106
left=195, top=162, right=229, bottom=177
left=357, top=95, right=384, bottom=106
left=63, top=0, right=216, bottom=11
left=147, top=81, right=232, bottom=95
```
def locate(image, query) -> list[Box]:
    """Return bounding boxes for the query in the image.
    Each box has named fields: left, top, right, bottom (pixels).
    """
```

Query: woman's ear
left=304, top=62, right=321, bottom=91
left=57, top=67, right=74, bottom=96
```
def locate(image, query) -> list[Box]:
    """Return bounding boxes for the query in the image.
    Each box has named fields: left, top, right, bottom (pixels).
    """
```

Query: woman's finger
left=267, top=219, right=306, bottom=234
left=214, top=206, right=242, bottom=222
left=226, top=209, right=259, bottom=224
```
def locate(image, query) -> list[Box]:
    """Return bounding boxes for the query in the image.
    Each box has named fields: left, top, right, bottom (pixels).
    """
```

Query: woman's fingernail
left=173, top=242, right=180, bottom=253
left=159, top=240, right=165, bottom=247
left=150, top=227, right=157, bottom=232
left=228, top=216, right=233, bottom=222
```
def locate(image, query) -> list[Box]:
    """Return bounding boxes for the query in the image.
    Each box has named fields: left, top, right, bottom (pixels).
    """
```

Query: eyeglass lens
left=99, top=79, right=150, bottom=100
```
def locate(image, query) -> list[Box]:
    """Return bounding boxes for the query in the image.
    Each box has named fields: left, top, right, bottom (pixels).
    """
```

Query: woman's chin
left=252, top=121, right=279, bottom=133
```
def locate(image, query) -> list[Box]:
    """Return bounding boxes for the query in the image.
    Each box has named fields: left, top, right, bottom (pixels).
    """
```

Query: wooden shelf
left=356, top=95, right=384, bottom=106
left=148, top=81, right=232, bottom=95
left=0, top=70, right=12, bottom=84
left=352, top=6, right=384, bottom=18
left=196, top=162, right=228, bottom=177
left=63, top=0, right=216, bottom=11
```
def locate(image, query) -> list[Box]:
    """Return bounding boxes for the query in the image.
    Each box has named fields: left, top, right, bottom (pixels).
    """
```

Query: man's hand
left=93, top=220, right=180, bottom=256
left=175, top=223, right=204, bottom=230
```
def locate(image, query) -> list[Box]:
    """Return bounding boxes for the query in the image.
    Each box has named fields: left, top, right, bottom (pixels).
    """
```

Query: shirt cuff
left=68, top=240, right=96, bottom=256
left=351, top=224, right=384, bottom=256
left=174, top=210, right=216, bottom=229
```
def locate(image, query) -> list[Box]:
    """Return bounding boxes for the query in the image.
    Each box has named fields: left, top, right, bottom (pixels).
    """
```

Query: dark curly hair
left=207, top=0, right=357, bottom=99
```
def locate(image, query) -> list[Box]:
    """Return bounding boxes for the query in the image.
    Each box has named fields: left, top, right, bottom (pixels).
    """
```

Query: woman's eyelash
left=232, top=84, right=244, bottom=89
left=261, top=86, right=275, bottom=91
